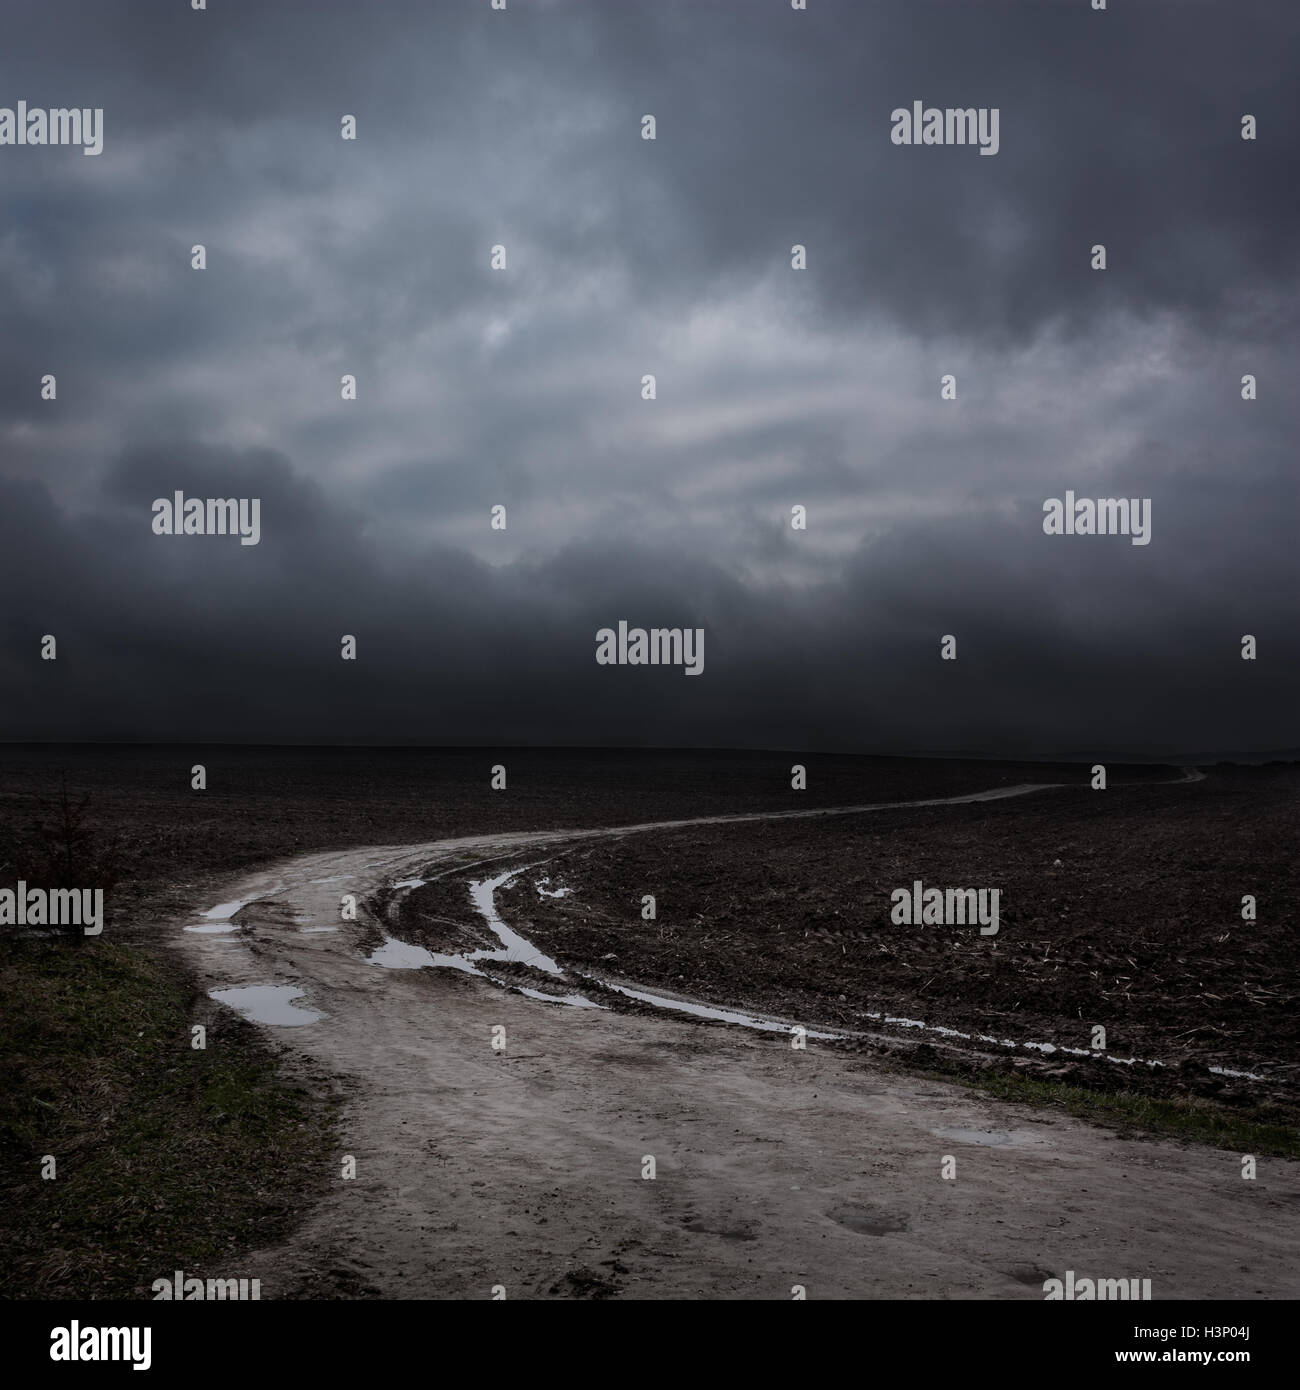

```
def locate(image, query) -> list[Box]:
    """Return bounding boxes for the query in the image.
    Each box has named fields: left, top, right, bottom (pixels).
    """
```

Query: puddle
left=209, top=985, right=324, bottom=1026
left=537, top=877, right=572, bottom=899
left=372, top=863, right=843, bottom=1032
left=184, top=923, right=241, bottom=935
left=392, top=877, right=426, bottom=891
left=516, top=985, right=605, bottom=1010
left=367, top=871, right=565, bottom=979
left=371, top=866, right=838, bottom=1035
left=367, top=935, right=485, bottom=974
left=301, top=927, right=339, bottom=934
left=594, top=977, right=841, bottom=1039
left=465, top=873, right=565, bottom=975
left=844, top=1007, right=1252, bottom=1076
left=200, top=900, right=248, bottom=921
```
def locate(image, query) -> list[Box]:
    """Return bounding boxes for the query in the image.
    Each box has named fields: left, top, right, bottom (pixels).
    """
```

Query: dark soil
left=0, top=744, right=1154, bottom=939
left=384, top=765, right=1300, bottom=1107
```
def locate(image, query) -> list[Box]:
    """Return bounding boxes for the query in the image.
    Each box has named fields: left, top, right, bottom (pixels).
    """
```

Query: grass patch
left=0, top=937, right=340, bottom=1299
left=907, top=1059, right=1300, bottom=1158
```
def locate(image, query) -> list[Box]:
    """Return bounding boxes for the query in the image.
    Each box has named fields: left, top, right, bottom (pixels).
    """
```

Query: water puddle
left=392, top=877, right=426, bottom=891
left=850, top=1009, right=1266, bottom=1081
left=201, top=900, right=255, bottom=922
left=516, top=985, right=605, bottom=1009
left=537, top=877, right=572, bottom=899
left=368, top=872, right=567, bottom=982
left=367, top=936, right=484, bottom=974
left=209, top=984, right=324, bottom=1026
left=200, top=900, right=247, bottom=922
left=592, top=977, right=840, bottom=1039
left=301, top=927, right=339, bottom=934
left=184, top=923, right=241, bottom=935
left=465, top=873, right=565, bottom=975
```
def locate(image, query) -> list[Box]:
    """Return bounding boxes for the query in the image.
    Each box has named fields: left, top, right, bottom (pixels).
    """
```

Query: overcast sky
left=0, top=0, right=1296, bottom=755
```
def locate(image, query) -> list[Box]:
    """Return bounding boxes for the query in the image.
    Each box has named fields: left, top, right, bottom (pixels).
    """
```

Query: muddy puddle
left=209, top=984, right=324, bottom=1026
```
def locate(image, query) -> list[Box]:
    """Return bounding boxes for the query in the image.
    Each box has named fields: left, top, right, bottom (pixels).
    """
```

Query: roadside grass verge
left=906, top=1056, right=1300, bottom=1158
left=0, top=937, right=341, bottom=1299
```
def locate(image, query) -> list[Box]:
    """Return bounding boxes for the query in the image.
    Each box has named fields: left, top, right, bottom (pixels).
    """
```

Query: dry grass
left=0, top=937, right=341, bottom=1299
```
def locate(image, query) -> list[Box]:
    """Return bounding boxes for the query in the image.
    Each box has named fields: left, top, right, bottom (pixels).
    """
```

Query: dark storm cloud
left=559, top=0, right=1300, bottom=340
left=2, top=443, right=1296, bottom=753
left=0, top=0, right=1296, bottom=753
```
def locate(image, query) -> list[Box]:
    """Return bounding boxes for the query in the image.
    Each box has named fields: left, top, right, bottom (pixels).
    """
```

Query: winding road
left=173, top=770, right=1299, bottom=1300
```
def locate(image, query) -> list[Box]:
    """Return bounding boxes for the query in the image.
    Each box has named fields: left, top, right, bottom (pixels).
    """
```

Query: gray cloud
left=0, top=0, right=1296, bottom=754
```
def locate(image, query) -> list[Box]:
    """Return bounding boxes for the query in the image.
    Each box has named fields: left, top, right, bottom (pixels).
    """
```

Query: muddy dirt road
left=175, top=777, right=1298, bottom=1300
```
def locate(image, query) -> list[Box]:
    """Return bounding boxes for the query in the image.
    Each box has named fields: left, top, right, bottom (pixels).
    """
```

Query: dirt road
left=175, top=778, right=1298, bottom=1300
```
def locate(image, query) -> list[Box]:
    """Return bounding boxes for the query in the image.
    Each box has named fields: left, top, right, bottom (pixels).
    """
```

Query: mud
left=174, top=770, right=1300, bottom=1299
